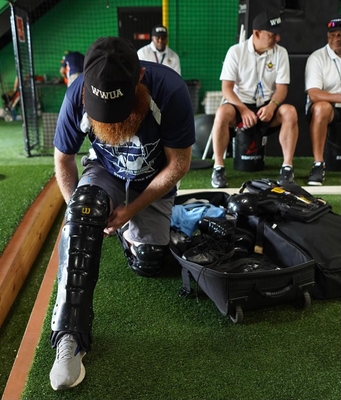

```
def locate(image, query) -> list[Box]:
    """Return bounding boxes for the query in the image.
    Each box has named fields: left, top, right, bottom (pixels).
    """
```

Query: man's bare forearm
left=54, top=148, right=78, bottom=203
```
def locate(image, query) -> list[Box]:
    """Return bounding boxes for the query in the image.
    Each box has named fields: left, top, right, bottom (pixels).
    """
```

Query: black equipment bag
left=239, top=178, right=332, bottom=222
left=239, top=179, right=341, bottom=299
left=242, top=211, right=341, bottom=300
left=170, top=191, right=315, bottom=323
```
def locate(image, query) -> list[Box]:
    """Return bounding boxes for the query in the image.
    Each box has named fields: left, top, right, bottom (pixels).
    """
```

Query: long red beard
left=89, top=83, right=150, bottom=145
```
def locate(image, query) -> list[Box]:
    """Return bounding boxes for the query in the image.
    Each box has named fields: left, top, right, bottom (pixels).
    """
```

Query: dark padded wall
left=266, top=54, right=310, bottom=157
left=239, top=0, right=340, bottom=156
left=243, top=0, right=339, bottom=54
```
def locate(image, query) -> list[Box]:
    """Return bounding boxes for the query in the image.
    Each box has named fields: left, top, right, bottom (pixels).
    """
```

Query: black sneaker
left=182, top=234, right=235, bottom=266
left=277, top=165, right=294, bottom=185
left=307, top=162, right=325, bottom=186
left=211, top=166, right=227, bottom=188
left=198, top=216, right=236, bottom=238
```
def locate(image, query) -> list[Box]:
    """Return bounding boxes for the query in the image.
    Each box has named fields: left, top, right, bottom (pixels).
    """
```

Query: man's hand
left=256, top=102, right=277, bottom=122
left=104, top=146, right=192, bottom=236
left=240, top=107, right=258, bottom=128
left=104, top=204, right=132, bottom=235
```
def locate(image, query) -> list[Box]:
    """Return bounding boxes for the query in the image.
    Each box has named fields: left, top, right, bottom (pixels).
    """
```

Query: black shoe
left=170, top=230, right=191, bottom=254
left=277, top=165, right=294, bottom=185
left=307, top=162, right=325, bottom=186
left=182, top=234, right=235, bottom=266
left=198, top=215, right=236, bottom=238
left=234, top=228, right=255, bottom=256
left=198, top=218, right=254, bottom=257
left=211, top=167, right=227, bottom=188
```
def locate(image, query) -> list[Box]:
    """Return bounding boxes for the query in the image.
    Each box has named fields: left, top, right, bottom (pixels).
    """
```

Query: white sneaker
left=50, top=334, right=86, bottom=391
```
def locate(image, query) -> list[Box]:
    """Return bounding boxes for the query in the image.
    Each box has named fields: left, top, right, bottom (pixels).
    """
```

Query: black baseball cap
left=151, top=25, right=168, bottom=37
left=83, top=37, right=141, bottom=123
left=327, top=17, right=341, bottom=32
left=252, top=11, right=282, bottom=34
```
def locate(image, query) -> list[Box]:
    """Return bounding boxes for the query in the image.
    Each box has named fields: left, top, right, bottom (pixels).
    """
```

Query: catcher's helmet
left=227, top=193, right=258, bottom=215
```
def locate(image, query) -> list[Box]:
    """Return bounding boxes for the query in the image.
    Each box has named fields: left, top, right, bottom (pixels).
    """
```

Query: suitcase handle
left=257, top=282, right=293, bottom=298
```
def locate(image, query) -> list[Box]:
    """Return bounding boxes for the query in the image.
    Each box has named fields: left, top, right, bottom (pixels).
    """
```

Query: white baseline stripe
left=178, top=186, right=341, bottom=196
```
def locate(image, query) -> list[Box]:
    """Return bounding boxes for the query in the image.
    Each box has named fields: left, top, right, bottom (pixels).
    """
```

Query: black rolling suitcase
left=170, top=191, right=315, bottom=323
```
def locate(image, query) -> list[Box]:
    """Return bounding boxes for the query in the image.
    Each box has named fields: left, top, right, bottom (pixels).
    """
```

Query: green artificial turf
left=183, top=156, right=341, bottom=189
left=0, top=118, right=340, bottom=399
left=21, top=229, right=341, bottom=400
left=0, top=164, right=55, bottom=254
left=0, top=119, right=55, bottom=254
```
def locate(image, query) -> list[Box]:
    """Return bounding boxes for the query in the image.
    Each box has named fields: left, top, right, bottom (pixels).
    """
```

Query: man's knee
left=278, top=104, right=298, bottom=123
left=311, top=101, right=334, bottom=122
left=214, top=103, right=235, bottom=127
left=66, top=185, right=110, bottom=225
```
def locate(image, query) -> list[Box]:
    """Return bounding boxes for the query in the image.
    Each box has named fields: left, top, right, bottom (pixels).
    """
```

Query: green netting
left=0, top=0, right=239, bottom=115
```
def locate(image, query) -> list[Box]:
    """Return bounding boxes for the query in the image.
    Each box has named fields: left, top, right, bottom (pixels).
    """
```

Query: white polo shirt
left=220, top=35, right=290, bottom=104
left=137, top=41, right=181, bottom=75
left=305, top=44, right=341, bottom=110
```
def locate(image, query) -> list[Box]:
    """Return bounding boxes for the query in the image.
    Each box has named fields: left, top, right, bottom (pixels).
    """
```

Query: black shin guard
left=51, top=185, right=110, bottom=349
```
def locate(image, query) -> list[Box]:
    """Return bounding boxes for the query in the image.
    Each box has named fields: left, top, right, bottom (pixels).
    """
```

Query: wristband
left=271, top=99, right=279, bottom=107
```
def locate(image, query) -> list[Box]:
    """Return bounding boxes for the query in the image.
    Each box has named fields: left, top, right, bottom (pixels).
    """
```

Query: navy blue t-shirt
left=54, top=61, right=195, bottom=193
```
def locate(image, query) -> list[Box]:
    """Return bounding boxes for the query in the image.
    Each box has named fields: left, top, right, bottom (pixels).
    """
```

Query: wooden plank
left=1, top=226, right=62, bottom=400
left=0, top=176, right=64, bottom=328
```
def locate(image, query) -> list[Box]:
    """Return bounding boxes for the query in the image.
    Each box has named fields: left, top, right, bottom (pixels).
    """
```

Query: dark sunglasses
left=327, top=19, right=341, bottom=29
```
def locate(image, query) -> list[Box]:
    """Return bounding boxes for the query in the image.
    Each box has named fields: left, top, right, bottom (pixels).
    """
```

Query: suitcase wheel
left=229, top=305, right=244, bottom=324
left=296, top=291, right=311, bottom=309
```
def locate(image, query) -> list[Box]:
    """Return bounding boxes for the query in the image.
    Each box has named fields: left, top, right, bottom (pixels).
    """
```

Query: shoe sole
left=211, top=181, right=228, bottom=188
left=307, top=181, right=323, bottom=186
left=70, top=358, right=86, bottom=388
left=277, top=179, right=294, bottom=185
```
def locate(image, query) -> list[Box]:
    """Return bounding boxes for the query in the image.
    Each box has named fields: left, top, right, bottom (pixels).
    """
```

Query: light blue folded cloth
left=171, top=202, right=226, bottom=236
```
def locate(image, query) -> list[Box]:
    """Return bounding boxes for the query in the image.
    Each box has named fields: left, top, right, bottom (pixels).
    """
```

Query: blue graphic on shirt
left=95, top=135, right=161, bottom=180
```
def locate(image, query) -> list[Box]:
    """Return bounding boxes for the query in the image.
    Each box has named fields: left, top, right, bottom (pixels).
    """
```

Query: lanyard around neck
left=153, top=52, right=166, bottom=64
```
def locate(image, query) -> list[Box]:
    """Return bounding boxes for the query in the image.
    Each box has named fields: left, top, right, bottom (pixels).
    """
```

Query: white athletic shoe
left=50, top=334, right=86, bottom=391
